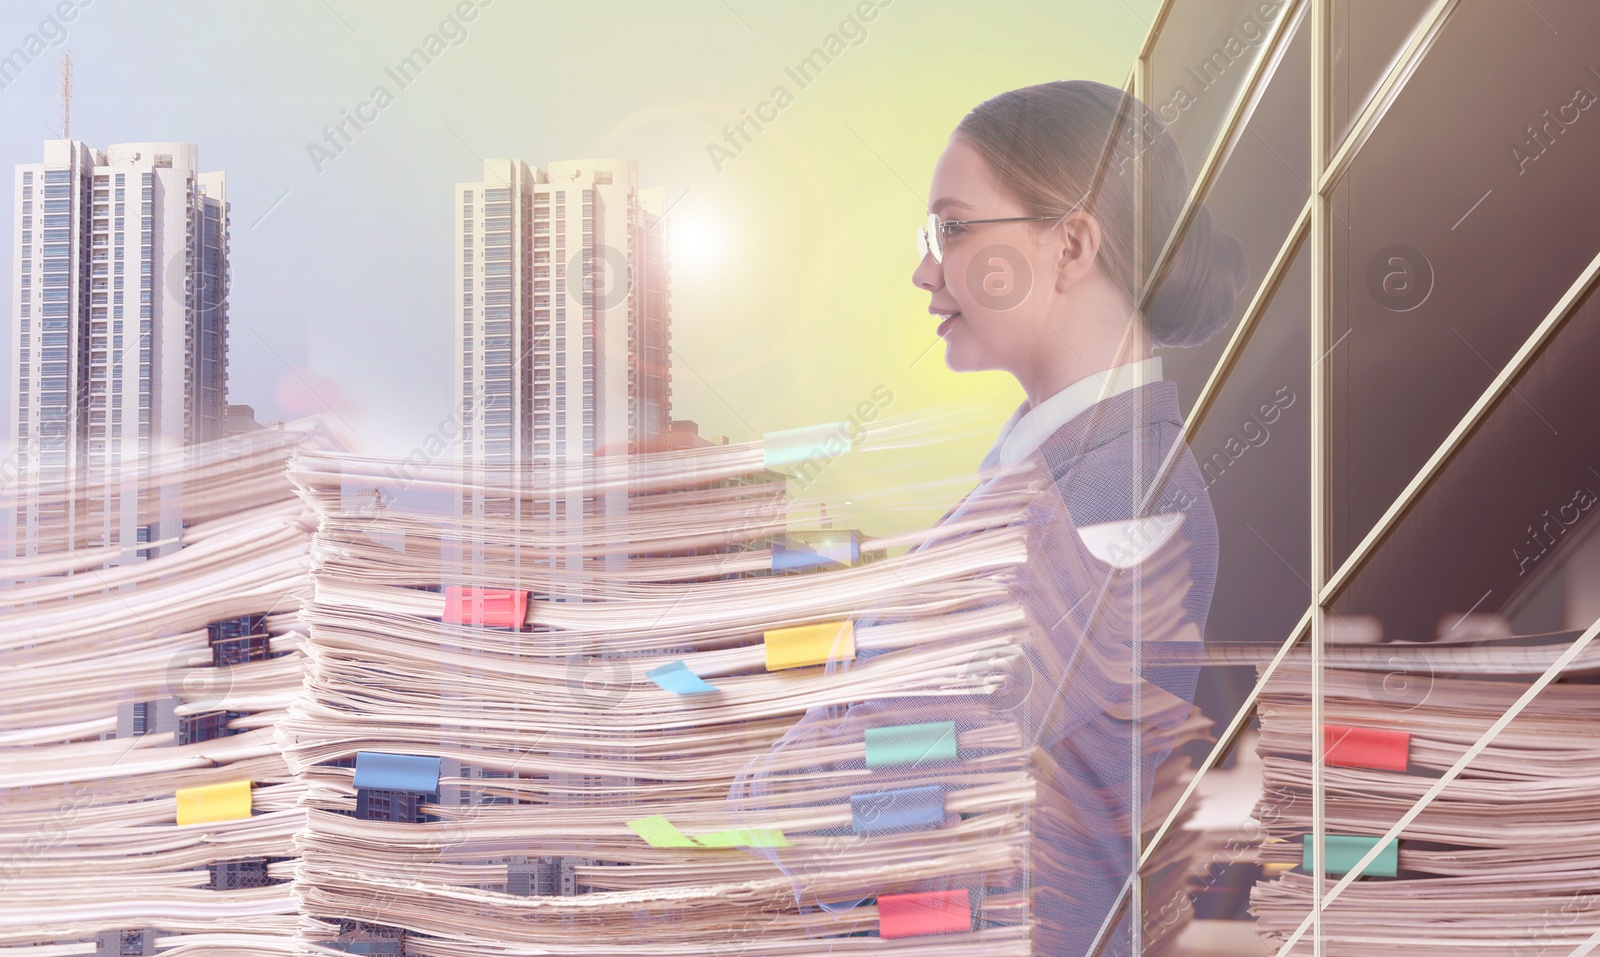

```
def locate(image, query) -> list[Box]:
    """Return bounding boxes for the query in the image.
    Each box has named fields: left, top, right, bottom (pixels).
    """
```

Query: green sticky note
left=693, top=828, right=791, bottom=848
left=627, top=814, right=700, bottom=848
left=1302, top=834, right=1398, bottom=877
left=864, top=721, right=958, bottom=769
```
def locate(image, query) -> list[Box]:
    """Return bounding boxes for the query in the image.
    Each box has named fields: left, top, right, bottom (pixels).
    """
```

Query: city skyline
left=0, top=0, right=1153, bottom=543
left=454, top=157, right=673, bottom=468
left=7, top=138, right=229, bottom=565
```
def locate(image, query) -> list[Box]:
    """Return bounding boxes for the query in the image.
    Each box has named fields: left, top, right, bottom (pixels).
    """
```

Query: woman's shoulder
left=1030, top=384, right=1211, bottom=524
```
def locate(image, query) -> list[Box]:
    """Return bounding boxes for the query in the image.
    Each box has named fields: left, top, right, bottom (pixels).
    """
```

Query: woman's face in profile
left=913, top=135, right=1058, bottom=375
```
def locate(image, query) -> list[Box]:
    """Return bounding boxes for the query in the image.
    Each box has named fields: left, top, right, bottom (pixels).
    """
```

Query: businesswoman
left=734, top=80, right=1245, bottom=956
left=911, top=78, right=1242, bottom=954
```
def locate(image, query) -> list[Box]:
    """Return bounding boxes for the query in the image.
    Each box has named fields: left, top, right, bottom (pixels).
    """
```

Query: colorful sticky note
left=627, top=814, right=700, bottom=848
left=442, top=585, right=528, bottom=628
left=353, top=752, right=442, bottom=793
left=851, top=785, right=945, bottom=835
left=763, top=422, right=852, bottom=469
left=878, top=889, right=971, bottom=939
left=764, top=620, right=856, bottom=671
left=176, top=780, right=252, bottom=826
left=647, top=660, right=719, bottom=694
left=693, top=828, right=791, bottom=848
left=1302, top=834, right=1398, bottom=877
left=1324, top=724, right=1410, bottom=772
left=772, top=545, right=834, bottom=572
left=627, top=815, right=790, bottom=850
left=772, top=530, right=861, bottom=572
left=864, top=722, right=958, bottom=769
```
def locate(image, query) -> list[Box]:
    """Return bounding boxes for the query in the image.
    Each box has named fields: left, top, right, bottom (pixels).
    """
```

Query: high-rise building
left=453, top=158, right=672, bottom=470
left=7, top=140, right=230, bottom=564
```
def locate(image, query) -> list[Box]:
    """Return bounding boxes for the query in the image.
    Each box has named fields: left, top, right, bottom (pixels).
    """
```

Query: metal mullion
left=1317, top=0, right=1460, bottom=197
left=1138, top=604, right=1312, bottom=869
left=1137, top=0, right=1180, bottom=65
left=1318, top=249, right=1600, bottom=606
left=1137, top=0, right=1307, bottom=312
left=1306, top=0, right=1332, bottom=953
left=1180, top=201, right=1310, bottom=444
left=1132, top=38, right=1148, bottom=957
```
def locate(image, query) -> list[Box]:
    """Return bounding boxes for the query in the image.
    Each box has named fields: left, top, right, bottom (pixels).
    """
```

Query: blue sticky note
left=850, top=784, right=945, bottom=835
left=353, top=752, right=442, bottom=793
left=772, top=543, right=830, bottom=571
left=772, top=532, right=860, bottom=572
left=647, top=660, right=719, bottom=694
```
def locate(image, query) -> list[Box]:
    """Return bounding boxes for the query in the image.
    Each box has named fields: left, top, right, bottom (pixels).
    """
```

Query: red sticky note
left=442, top=586, right=528, bottom=629
left=878, top=889, right=971, bottom=939
left=1324, top=724, right=1409, bottom=772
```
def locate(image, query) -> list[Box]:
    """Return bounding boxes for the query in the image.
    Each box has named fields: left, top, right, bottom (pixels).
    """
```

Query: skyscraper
left=8, top=140, right=230, bottom=564
left=454, top=158, right=672, bottom=470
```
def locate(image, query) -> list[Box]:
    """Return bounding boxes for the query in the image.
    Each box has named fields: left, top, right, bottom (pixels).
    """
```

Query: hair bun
left=1144, top=203, right=1249, bottom=348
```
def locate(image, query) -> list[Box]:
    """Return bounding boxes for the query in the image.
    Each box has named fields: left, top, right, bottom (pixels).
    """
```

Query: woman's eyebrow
left=929, top=197, right=974, bottom=215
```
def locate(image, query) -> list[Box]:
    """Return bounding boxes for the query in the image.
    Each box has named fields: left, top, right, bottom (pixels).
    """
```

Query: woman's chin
left=941, top=337, right=982, bottom=372
left=942, top=347, right=978, bottom=372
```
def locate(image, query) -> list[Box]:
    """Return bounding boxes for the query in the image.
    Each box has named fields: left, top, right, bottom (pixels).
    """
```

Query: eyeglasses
left=916, top=211, right=1061, bottom=264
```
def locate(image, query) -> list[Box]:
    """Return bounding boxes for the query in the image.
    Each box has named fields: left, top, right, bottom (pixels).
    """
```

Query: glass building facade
left=1125, top=2, right=1600, bottom=953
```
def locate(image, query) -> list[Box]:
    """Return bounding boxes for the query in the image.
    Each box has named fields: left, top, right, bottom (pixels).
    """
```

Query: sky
left=0, top=0, right=1160, bottom=537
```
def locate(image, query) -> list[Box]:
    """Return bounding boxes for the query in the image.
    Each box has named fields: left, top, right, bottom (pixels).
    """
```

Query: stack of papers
left=0, top=425, right=329, bottom=952
left=282, top=441, right=1215, bottom=954
left=1250, top=632, right=1600, bottom=954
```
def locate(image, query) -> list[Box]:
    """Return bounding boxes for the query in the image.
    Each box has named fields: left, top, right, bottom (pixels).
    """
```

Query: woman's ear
left=1052, top=210, right=1102, bottom=293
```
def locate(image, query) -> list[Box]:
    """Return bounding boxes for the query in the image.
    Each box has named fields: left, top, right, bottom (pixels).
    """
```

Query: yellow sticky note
left=176, top=780, right=252, bottom=826
left=764, top=620, right=856, bottom=671
left=694, top=828, right=791, bottom=848
left=627, top=814, right=700, bottom=848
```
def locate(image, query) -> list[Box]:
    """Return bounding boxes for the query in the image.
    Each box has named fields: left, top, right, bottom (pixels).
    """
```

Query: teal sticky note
left=647, top=660, right=719, bottom=694
left=864, top=721, right=958, bottom=769
left=763, top=422, right=851, bottom=468
left=1302, top=834, right=1398, bottom=877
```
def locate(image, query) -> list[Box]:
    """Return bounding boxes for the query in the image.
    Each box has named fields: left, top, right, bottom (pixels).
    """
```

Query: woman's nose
left=912, top=251, right=942, bottom=291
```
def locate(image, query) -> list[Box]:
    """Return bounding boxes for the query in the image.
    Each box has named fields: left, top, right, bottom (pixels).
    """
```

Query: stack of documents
left=1249, top=630, right=1600, bottom=955
left=0, top=425, right=328, bottom=953
left=284, top=437, right=1214, bottom=955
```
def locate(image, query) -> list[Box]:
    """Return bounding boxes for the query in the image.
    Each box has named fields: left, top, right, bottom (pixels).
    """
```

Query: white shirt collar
left=980, top=355, right=1164, bottom=470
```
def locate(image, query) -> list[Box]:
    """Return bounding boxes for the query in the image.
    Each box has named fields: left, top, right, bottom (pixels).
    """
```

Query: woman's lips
left=937, top=312, right=960, bottom=337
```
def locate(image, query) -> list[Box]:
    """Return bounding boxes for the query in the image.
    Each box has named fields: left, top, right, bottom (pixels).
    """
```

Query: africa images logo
left=965, top=245, right=1032, bottom=312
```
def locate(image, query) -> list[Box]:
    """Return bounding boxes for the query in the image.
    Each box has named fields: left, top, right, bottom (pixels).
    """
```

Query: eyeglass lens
left=918, top=213, right=942, bottom=263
